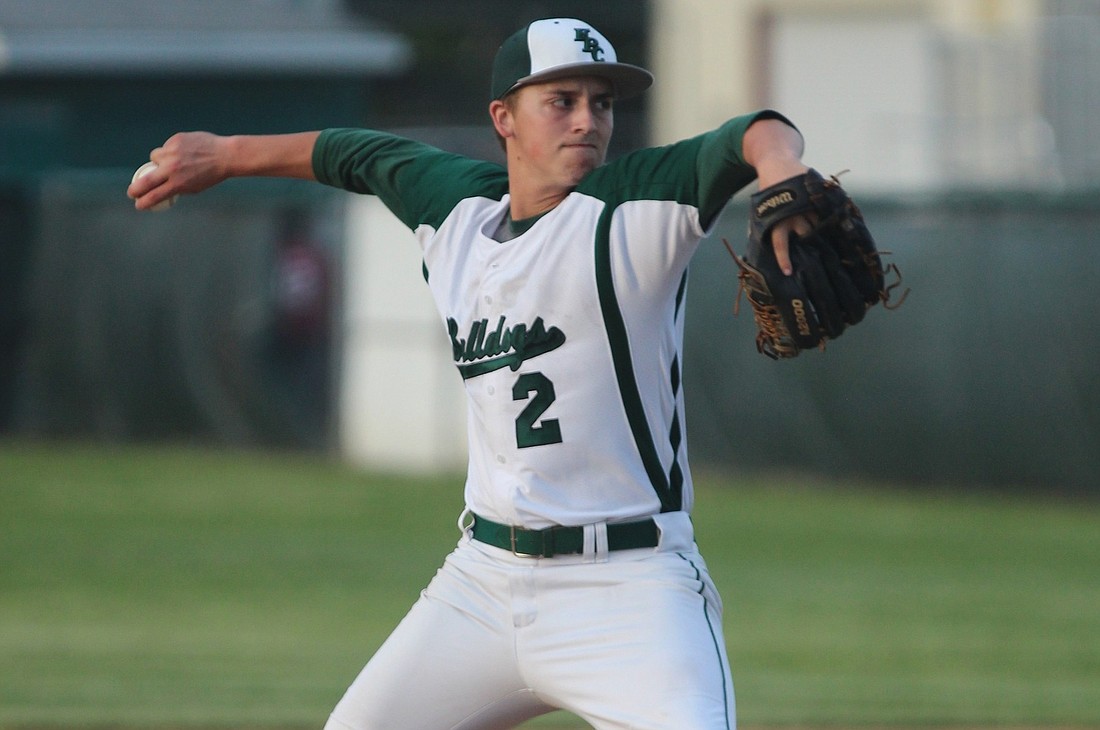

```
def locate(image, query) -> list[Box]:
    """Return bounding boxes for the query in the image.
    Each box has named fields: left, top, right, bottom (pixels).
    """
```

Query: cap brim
left=506, top=62, right=653, bottom=100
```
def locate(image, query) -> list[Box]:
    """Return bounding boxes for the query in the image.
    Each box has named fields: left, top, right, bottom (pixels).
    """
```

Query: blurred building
left=0, top=0, right=410, bottom=174
left=652, top=0, right=1100, bottom=193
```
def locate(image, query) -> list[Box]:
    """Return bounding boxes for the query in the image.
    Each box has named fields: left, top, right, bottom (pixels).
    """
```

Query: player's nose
left=571, top=93, right=611, bottom=134
left=570, top=103, right=597, bottom=133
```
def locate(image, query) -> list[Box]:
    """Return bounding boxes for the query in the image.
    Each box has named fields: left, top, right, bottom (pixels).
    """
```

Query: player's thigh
left=325, top=545, right=550, bottom=730
left=534, top=551, right=735, bottom=730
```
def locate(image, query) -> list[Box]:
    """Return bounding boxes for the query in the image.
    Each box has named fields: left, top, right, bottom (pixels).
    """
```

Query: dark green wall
left=0, top=70, right=377, bottom=432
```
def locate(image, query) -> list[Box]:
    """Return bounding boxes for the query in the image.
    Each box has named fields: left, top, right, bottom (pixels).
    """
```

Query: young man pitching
left=130, top=17, right=811, bottom=730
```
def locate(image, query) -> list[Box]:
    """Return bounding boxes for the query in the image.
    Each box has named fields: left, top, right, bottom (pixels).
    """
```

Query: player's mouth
left=561, top=141, right=603, bottom=161
left=562, top=133, right=601, bottom=149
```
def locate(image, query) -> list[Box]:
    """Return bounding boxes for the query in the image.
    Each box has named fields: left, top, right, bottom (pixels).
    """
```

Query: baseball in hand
left=132, top=161, right=178, bottom=211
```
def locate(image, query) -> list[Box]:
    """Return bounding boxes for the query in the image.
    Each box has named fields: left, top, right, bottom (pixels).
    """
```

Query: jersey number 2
left=512, top=372, right=562, bottom=448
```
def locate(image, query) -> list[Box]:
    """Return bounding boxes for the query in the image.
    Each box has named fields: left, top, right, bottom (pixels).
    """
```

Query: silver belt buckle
left=510, top=525, right=542, bottom=558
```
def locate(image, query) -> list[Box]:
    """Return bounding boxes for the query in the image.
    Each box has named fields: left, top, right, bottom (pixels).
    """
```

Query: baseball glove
left=727, top=168, right=905, bottom=359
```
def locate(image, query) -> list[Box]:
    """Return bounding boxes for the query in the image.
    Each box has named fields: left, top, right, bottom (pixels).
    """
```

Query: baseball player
left=130, top=18, right=811, bottom=730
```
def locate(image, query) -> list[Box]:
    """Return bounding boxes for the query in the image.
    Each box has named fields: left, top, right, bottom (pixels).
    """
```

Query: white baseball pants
left=323, top=512, right=735, bottom=730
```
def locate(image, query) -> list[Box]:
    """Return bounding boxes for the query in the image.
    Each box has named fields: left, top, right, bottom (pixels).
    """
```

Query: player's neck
left=505, top=158, right=577, bottom=220
left=506, top=184, right=569, bottom=221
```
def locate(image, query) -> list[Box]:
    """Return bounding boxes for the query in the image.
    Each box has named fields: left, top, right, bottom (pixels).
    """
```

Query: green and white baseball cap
left=491, top=18, right=653, bottom=100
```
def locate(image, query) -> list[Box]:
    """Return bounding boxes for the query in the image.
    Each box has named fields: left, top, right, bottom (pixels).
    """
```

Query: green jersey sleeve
left=695, top=110, right=797, bottom=227
left=311, top=128, right=509, bottom=231
left=578, top=110, right=797, bottom=230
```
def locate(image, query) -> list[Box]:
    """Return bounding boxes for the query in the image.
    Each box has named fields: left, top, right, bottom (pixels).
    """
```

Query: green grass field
left=2, top=441, right=1098, bottom=728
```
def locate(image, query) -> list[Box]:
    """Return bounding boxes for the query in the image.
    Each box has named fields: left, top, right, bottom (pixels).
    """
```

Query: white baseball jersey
left=314, top=111, right=782, bottom=530
left=314, top=112, right=793, bottom=730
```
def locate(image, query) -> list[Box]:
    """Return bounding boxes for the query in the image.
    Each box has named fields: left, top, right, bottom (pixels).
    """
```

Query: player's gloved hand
left=727, top=169, right=907, bottom=359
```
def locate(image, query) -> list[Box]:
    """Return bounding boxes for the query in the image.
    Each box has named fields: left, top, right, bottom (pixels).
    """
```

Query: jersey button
left=496, top=455, right=506, bottom=464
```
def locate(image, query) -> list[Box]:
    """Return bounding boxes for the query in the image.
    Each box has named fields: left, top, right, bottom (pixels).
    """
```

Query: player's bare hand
left=128, top=132, right=232, bottom=211
left=753, top=159, right=812, bottom=275
left=742, top=119, right=811, bottom=276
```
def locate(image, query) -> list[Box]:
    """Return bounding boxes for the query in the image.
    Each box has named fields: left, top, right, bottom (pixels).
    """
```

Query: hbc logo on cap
left=491, top=17, right=653, bottom=100
left=574, top=29, right=605, bottom=61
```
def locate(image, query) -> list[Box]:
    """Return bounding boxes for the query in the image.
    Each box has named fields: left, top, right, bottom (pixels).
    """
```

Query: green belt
left=470, top=513, right=659, bottom=558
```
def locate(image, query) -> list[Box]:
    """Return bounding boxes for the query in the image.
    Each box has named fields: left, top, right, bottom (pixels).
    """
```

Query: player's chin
left=562, top=146, right=604, bottom=177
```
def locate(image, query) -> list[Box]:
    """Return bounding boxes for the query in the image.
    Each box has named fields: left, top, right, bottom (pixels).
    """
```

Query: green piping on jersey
left=593, top=209, right=679, bottom=513
left=667, top=353, right=684, bottom=509
left=665, top=271, right=689, bottom=510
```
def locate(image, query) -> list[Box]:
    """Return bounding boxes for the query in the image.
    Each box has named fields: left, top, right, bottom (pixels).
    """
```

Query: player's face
left=500, top=77, right=614, bottom=192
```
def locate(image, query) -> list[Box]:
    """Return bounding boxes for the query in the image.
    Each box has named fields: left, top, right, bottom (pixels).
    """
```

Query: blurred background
left=1, top=0, right=1098, bottom=493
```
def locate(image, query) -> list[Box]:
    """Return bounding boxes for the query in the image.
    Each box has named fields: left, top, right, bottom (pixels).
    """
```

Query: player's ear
left=489, top=98, right=515, bottom=140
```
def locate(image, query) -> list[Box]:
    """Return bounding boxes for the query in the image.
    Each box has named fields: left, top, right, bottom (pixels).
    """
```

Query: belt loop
left=457, top=508, right=473, bottom=536
left=541, top=527, right=555, bottom=558
left=583, top=523, right=610, bottom=563
left=594, top=522, right=609, bottom=563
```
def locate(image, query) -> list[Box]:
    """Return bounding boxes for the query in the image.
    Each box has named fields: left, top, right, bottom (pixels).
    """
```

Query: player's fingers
left=771, top=228, right=792, bottom=275
left=127, top=144, right=168, bottom=199
left=771, top=214, right=816, bottom=275
left=128, top=154, right=181, bottom=211
left=131, top=187, right=168, bottom=211
left=127, top=167, right=162, bottom=201
left=793, top=213, right=815, bottom=236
